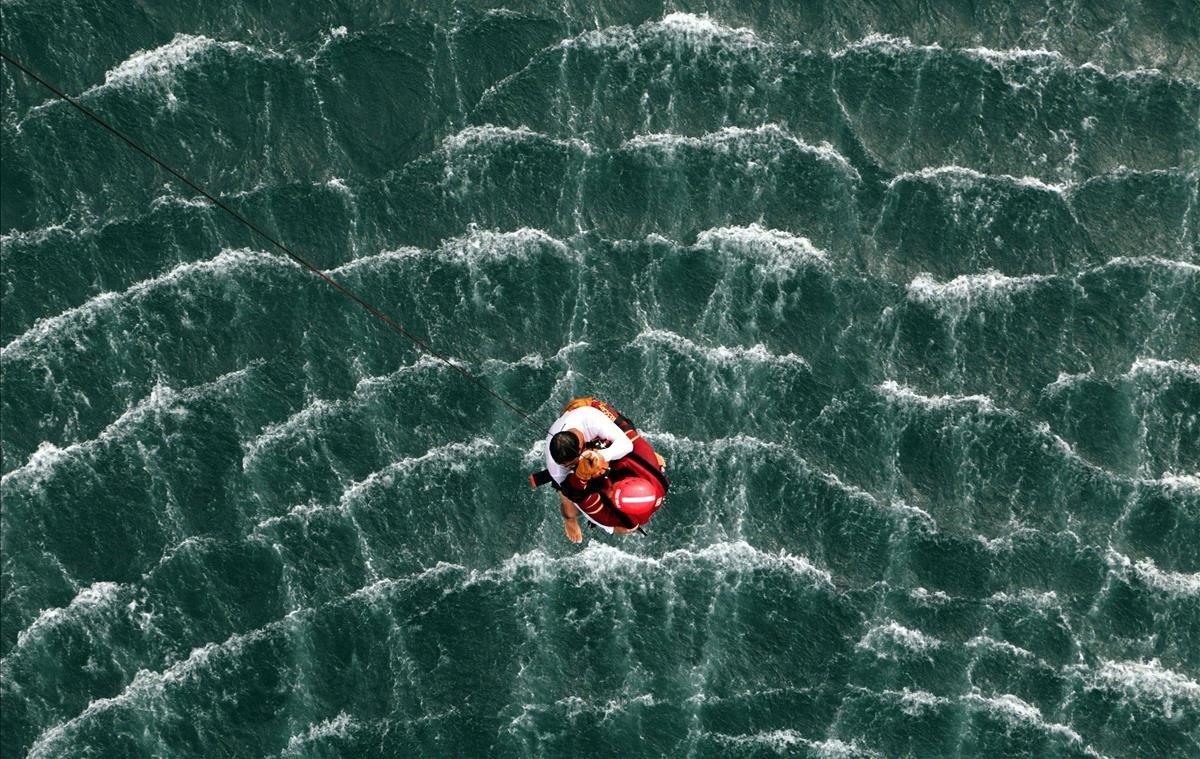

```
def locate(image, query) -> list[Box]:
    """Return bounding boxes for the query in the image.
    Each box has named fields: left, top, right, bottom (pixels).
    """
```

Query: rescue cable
left=0, top=49, right=542, bottom=431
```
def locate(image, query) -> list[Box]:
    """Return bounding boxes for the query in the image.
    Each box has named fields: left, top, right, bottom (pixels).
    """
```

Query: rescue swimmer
left=529, top=397, right=669, bottom=543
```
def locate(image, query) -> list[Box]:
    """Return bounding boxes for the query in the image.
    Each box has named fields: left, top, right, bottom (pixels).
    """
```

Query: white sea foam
left=437, top=226, right=573, bottom=264
left=1131, top=561, right=1200, bottom=596
left=1105, top=551, right=1200, bottom=596
left=1031, top=422, right=1119, bottom=480
left=1043, top=370, right=1094, bottom=396
left=17, top=544, right=819, bottom=757
left=439, top=125, right=586, bottom=199
left=818, top=467, right=930, bottom=524
left=599, top=693, right=655, bottom=718
left=634, top=328, right=809, bottom=369
left=1097, top=65, right=1174, bottom=82
left=569, top=13, right=763, bottom=54
left=871, top=687, right=952, bottom=716
left=253, top=501, right=339, bottom=531
left=441, top=124, right=591, bottom=157
left=909, top=587, right=952, bottom=605
left=905, top=271, right=1054, bottom=309
left=1041, top=357, right=1200, bottom=401
left=1, top=289, right=116, bottom=359
left=988, top=589, right=1061, bottom=610
left=1095, top=256, right=1200, bottom=275
left=282, top=712, right=356, bottom=755
left=340, top=563, right=464, bottom=606
left=655, top=12, right=753, bottom=41
left=357, top=354, right=473, bottom=386
left=243, top=353, right=473, bottom=467
left=340, top=437, right=497, bottom=505
left=63, top=34, right=271, bottom=109
left=255, top=437, right=501, bottom=532
left=710, top=729, right=804, bottom=750
left=1075, top=166, right=1198, bottom=190
left=103, top=35, right=232, bottom=88
left=966, top=635, right=1036, bottom=660
left=964, top=691, right=1042, bottom=722
left=808, top=738, right=881, bottom=758
left=26, top=640, right=218, bottom=755
left=241, top=398, right=341, bottom=467
left=962, top=692, right=1083, bottom=742
left=328, top=247, right=425, bottom=275
left=876, top=382, right=1119, bottom=483
left=10, top=582, right=125, bottom=653
left=887, top=498, right=937, bottom=526
left=834, top=34, right=943, bottom=58
left=711, top=731, right=879, bottom=757
left=0, top=221, right=77, bottom=247
left=549, top=692, right=656, bottom=721
left=857, top=621, right=941, bottom=658
left=332, top=228, right=573, bottom=275
left=25, top=622, right=281, bottom=758
left=638, top=431, right=918, bottom=524
left=1086, top=660, right=1200, bottom=717
left=811, top=469, right=881, bottom=507
left=887, top=165, right=1067, bottom=194
left=3, top=366, right=256, bottom=490
left=489, top=540, right=833, bottom=587
left=621, top=125, right=858, bottom=178
left=1142, top=473, right=1200, bottom=494
left=877, top=381, right=996, bottom=411
left=1127, top=357, right=1200, bottom=383
left=977, top=692, right=1048, bottom=723
left=645, top=431, right=786, bottom=458
left=694, top=224, right=830, bottom=273
left=482, top=340, right=589, bottom=373
left=836, top=35, right=1167, bottom=88
left=961, top=47, right=1064, bottom=65
left=145, top=535, right=217, bottom=576
left=149, top=193, right=214, bottom=211
left=1, top=248, right=291, bottom=361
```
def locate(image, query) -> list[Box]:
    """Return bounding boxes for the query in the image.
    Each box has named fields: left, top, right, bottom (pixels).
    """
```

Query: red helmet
left=613, top=477, right=660, bottom=524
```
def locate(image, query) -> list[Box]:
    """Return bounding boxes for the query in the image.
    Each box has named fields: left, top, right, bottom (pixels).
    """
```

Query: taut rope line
left=1, top=49, right=542, bottom=431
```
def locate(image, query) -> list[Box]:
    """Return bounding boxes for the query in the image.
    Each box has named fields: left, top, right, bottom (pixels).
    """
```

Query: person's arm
left=560, top=493, right=583, bottom=543
left=581, top=408, right=633, bottom=462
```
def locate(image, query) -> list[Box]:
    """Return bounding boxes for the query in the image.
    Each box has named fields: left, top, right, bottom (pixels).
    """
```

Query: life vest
left=530, top=398, right=669, bottom=529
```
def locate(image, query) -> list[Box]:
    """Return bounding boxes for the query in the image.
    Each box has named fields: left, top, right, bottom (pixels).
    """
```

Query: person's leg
left=559, top=494, right=583, bottom=543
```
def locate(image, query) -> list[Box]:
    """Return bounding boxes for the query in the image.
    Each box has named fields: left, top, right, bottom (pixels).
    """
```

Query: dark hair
left=550, top=431, right=582, bottom=465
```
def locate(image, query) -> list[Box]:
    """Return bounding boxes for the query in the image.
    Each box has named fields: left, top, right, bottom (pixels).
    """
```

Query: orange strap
left=561, top=396, right=596, bottom=413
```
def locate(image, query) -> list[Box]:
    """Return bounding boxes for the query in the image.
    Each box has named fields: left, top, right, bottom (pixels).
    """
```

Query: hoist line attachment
left=1, top=49, right=542, bottom=431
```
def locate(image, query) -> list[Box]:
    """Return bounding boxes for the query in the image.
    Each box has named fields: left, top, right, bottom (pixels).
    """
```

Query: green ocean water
left=2, top=2, right=1199, bottom=756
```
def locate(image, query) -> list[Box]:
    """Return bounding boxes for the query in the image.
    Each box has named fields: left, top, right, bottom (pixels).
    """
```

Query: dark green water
left=2, top=2, right=1198, bottom=757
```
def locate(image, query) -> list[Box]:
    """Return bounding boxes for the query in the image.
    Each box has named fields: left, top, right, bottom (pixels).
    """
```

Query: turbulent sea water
left=2, top=2, right=1199, bottom=757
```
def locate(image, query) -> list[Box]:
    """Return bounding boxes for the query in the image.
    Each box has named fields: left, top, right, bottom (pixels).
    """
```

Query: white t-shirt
left=544, top=405, right=634, bottom=485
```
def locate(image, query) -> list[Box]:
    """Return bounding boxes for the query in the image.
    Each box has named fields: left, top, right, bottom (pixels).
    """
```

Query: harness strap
left=529, top=470, right=554, bottom=489
left=625, top=452, right=670, bottom=494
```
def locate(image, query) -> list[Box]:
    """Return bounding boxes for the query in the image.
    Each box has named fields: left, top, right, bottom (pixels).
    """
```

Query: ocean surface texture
left=2, top=2, right=1199, bottom=757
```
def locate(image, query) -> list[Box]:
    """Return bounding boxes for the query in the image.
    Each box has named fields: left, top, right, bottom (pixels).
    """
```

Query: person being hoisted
left=529, top=397, right=669, bottom=543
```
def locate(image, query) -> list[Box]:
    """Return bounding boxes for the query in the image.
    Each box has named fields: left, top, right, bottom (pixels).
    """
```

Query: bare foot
left=564, top=518, right=583, bottom=543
